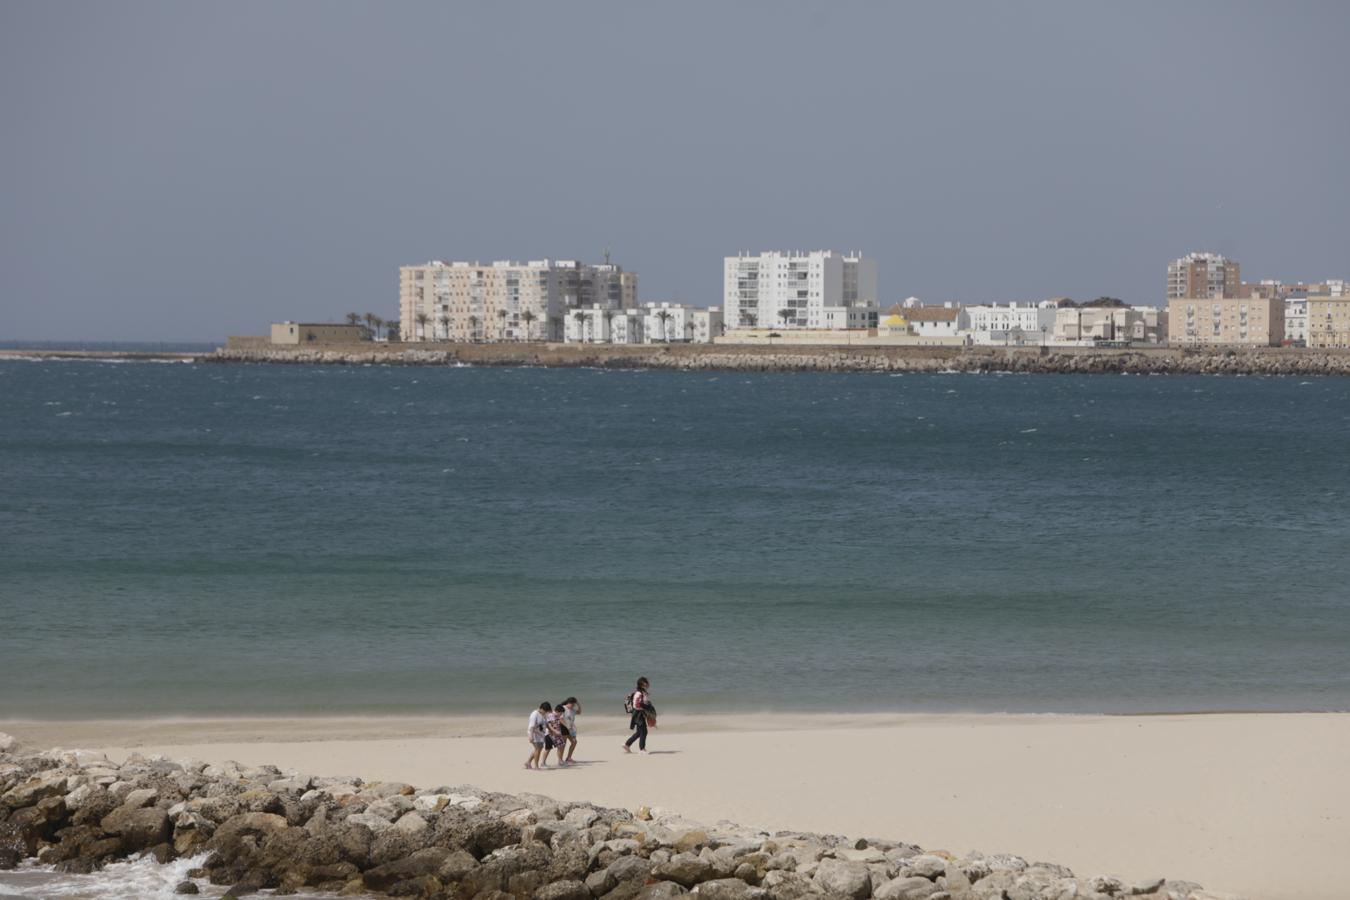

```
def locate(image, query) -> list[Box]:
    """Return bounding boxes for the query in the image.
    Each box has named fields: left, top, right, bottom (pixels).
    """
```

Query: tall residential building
left=1167, top=297, right=1283, bottom=346
left=1167, top=252, right=1241, bottom=300
left=399, top=259, right=637, bottom=342
left=723, top=251, right=878, bottom=330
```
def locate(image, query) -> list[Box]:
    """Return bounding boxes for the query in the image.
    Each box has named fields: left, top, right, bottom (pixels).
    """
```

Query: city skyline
left=3, top=2, right=1349, bottom=342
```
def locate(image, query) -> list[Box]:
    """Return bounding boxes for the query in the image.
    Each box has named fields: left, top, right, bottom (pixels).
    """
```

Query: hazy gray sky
left=3, top=1, right=1348, bottom=341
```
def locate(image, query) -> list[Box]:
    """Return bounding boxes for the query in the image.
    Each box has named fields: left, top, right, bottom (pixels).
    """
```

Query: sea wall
left=0, top=735, right=1236, bottom=899
left=203, top=342, right=1350, bottom=377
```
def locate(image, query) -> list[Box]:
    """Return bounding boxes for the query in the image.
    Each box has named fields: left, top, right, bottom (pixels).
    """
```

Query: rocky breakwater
left=0, top=735, right=1242, bottom=900
left=205, top=342, right=1350, bottom=377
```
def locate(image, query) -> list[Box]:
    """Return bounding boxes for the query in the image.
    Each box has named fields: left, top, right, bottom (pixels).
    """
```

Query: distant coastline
left=6, top=343, right=1350, bottom=376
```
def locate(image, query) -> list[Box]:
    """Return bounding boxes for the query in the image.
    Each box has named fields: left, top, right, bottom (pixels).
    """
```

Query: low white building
left=1284, top=297, right=1308, bottom=346
left=1051, top=306, right=1166, bottom=345
left=563, top=302, right=723, bottom=344
left=963, top=301, right=1060, bottom=345
left=642, top=302, right=723, bottom=343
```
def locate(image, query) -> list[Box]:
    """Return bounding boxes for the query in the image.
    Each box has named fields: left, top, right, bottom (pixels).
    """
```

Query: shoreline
left=4, top=709, right=1345, bottom=748
left=4, top=712, right=1346, bottom=898
left=6, top=343, right=1350, bottom=376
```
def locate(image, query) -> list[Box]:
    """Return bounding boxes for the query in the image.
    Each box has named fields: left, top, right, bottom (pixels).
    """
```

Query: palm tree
left=656, top=310, right=673, bottom=342
left=572, top=310, right=588, bottom=343
left=345, top=312, right=361, bottom=328
left=778, top=308, right=794, bottom=329
left=521, top=309, right=536, bottom=341
left=385, top=319, right=400, bottom=342
left=415, top=312, right=430, bottom=341
left=497, top=309, right=508, bottom=341
left=363, top=313, right=377, bottom=340
left=437, top=315, right=448, bottom=341
left=602, top=309, right=615, bottom=344
left=468, top=315, right=480, bottom=342
left=371, top=316, right=384, bottom=341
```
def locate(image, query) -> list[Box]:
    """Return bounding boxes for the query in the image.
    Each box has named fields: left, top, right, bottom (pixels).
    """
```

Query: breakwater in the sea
left=205, top=342, right=1350, bottom=376
left=0, top=737, right=1230, bottom=900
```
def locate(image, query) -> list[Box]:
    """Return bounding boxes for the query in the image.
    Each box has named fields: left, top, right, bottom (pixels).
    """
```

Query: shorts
left=531, top=738, right=545, bottom=748
left=544, top=736, right=555, bottom=749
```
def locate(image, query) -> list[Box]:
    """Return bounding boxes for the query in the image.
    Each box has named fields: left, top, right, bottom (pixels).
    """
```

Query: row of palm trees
left=345, top=312, right=400, bottom=341
left=569, top=308, right=691, bottom=342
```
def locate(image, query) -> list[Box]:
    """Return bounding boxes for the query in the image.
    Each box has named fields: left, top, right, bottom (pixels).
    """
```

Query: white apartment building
left=1284, top=297, right=1308, bottom=346
left=724, top=251, right=878, bottom=331
left=399, top=259, right=637, bottom=342
left=964, top=301, right=1060, bottom=345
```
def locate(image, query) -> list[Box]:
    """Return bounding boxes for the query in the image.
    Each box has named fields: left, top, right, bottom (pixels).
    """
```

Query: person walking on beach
left=623, top=677, right=655, bottom=754
left=561, top=696, right=581, bottom=764
left=546, top=702, right=569, bottom=767
left=525, top=701, right=550, bottom=770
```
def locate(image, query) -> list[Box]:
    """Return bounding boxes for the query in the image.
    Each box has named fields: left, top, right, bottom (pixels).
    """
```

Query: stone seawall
left=0, top=736, right=1234, bottom=899
left=204, top=343, right=1350, bottom=377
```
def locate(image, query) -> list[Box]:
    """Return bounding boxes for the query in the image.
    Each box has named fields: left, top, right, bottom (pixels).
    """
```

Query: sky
left=2, top=2, right=1348, bottom=342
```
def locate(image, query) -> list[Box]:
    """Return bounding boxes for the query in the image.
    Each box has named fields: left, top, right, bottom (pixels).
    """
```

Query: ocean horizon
left=3, top=359, right=1348, bottom=719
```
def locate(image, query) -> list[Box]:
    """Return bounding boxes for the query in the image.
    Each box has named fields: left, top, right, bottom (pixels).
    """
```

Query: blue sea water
left=1, top=359, right=1348, bottom=717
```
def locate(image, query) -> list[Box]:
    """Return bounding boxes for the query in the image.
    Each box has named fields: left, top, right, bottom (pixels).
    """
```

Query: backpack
left=623, top=691, right=636, bottom=714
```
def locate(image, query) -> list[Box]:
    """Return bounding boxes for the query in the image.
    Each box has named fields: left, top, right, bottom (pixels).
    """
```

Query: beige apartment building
left=1306, top=296, right=1350, bottom=348
left=1167, top=297, right=1283, bottom=346
left=1167, top=252, right=1241, bottom=300
left=399, top=259, right=637, bottom=342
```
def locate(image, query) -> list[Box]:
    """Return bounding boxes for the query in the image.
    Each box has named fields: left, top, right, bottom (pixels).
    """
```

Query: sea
left=2, top=358, right=1349, bottom=899
left=3, top=358, right=1349, bottom=721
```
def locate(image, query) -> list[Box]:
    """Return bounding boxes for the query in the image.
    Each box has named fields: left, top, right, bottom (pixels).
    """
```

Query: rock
left=565, top=806, right=600, bottom=829
left=653, top=853, right=716, bottom=888
left=344, top=812, right=394, bottom=833
left=413, top=793, right=450, bottom=814
left=536, top=879, right=593, bottom=900
left=698, top=878, right=770, bottom=900
left=674, top=829, right=710, bottom=853
left=101, top=806, right=171, bottom=852
left=0, top=734, right=17, bottom=754
left=267, top=775, right=313, bottom=794
left=174, top=881, right=200, bottom=894
left=1130, top=878, right=1165, bottom=895
left=636, top=806, right=653, bottom=821
left=814, top=857, right=873, bottom=899
left=609, top=855, right=654, bottom=883
left=904, top=855, right=947, bottom=880
left=122, top=787, right=158, bottom=809
left=362, top=846, right=452, bottom=891
left=209, top=812, right=289, bottom=846
left=1087, top=875, right=1125, bottom=895
left=2, top=773, right=67, bottom=808
left=393, top=811, right=429, bottom=837
left=363, top=781, right=415, bottom=799
left=838, top=847, right=887, bottom=864
left=637, top=883, right=689, bottom=900
left=874, top=876, right=942, bottom=900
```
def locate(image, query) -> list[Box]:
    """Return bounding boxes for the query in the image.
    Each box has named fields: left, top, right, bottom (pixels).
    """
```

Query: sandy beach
left=5, top=712, right=1345, bottom=900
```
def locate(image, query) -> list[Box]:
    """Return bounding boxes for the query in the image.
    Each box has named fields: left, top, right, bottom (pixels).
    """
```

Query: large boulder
left=653, top=853, right=716, bottom=887
left=101, top=806, right=171, bottom=854
left=873, top=876, right=942, bottom=900
left=813, top=858, right=873, bottom=900
left=636, top=883, right=688, bottom=900
left=696, top=878, right=770, bottom=900
left=2, top=773, right=67, bottom=808
left=535, top=879, right=593, bottom=900
left=207, top=812, right=289, bottom=849
left=362, top=846, right=452, bottom=891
